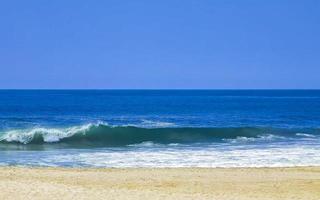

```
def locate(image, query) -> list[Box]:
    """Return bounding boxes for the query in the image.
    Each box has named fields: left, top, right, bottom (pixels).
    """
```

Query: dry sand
left=0, top=167, right=319, bottom=200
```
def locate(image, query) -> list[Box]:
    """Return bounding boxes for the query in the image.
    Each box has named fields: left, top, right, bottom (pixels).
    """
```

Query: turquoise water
left=0, top=90, right=320, bottom=167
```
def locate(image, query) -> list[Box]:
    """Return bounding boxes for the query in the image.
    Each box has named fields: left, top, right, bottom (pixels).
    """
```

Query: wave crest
left=0, top=123, right=100, bottom=144
left=0, top=124, right=318, bottom=147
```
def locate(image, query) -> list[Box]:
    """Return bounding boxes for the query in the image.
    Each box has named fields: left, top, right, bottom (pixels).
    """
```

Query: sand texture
left=0, top=167, right=319, bottom=200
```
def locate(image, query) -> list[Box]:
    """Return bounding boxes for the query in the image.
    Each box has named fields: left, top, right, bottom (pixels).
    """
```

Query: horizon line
left=0, top=88, right=319, bottom=91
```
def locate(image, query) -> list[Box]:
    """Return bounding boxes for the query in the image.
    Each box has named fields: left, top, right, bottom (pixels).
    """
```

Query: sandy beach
left=0, top=167, right=319, bottom=200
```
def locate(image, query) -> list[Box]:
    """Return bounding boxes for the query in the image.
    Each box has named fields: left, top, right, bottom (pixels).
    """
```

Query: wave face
left=0, top=90, right=320, bottom=167
left=0, top=123, right=317, bottom=148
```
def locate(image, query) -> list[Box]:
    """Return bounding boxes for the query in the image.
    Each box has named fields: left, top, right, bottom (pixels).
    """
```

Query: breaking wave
left=0, top=123, right=318, bottom=147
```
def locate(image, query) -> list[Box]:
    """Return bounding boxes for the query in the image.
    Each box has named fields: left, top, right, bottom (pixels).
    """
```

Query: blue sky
left=0, top=0, right=319, bottom=89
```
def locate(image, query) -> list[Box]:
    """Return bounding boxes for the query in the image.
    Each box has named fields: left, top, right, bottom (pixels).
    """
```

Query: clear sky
left=1, top=0, right=319, bottom=89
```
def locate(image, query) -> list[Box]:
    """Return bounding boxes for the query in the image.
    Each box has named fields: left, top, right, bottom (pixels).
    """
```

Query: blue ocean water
left=0, top=90, right=320, bottom=167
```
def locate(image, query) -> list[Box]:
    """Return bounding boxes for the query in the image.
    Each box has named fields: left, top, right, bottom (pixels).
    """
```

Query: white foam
left=296, top=133, right=316, bottom=138
left=1, top=138, right=320, bottom=168
left=124, top=120, right=176, bottom=128
left=41, top=144, right=320, bottom=168
left=0, top=122, right=107, bottom=144
left=224, top=134, right=285, bottom=144
left=128, top=141, right=160, bottom=147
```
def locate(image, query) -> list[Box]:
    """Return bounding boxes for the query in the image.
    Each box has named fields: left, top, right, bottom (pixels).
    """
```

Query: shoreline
left=0, top=166, right=319, bottom=200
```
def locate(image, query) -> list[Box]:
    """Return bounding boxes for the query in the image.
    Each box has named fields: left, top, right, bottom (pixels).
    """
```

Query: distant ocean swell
left=0, top=123, right=318, bottom=147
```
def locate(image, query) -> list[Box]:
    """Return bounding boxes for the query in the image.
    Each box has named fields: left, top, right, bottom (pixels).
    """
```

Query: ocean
left=0, top=90, right=319, bottom=167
